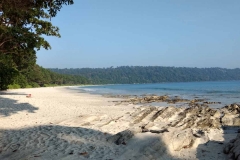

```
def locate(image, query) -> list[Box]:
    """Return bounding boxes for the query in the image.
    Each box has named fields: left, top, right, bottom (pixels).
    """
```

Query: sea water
left=76, top=81, right=240, bottom=107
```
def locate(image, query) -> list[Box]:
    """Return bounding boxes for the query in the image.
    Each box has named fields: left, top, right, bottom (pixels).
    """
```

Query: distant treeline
left=49, top=66, right=240, bottom=84
left=3, top=65, right=89, bottom=89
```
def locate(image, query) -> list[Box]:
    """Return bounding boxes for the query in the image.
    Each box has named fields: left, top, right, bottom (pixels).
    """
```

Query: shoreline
left=75, top=81, right=240, bottom=108
left=0, top=87, right=132, bottom=130
left=0, top=87, right=239, bottom=159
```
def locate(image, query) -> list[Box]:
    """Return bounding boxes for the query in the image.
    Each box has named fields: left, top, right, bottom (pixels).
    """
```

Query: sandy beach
left=0, top=87, right=239, bottom=160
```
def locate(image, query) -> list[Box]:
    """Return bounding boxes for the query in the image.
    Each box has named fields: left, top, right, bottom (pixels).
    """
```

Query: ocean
left=75, top=81, right=240, bottom=107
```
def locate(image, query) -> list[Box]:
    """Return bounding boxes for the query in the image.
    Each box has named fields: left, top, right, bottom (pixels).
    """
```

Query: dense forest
left=0, top=64, right=89, bottom=90
left=50, top=66, right=240, bottom=84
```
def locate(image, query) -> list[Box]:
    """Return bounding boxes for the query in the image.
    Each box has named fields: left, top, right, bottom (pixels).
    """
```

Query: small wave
left=151, top=87, right=186, bottom=91
left=80, top=88, right=97, bottom=92
left=206, top=90, right=240, bottom=94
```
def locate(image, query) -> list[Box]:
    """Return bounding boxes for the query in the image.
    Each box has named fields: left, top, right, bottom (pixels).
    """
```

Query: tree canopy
left=10, top=64, right=90, bottom=89
left=50, top=66, right=240, bottom=84
left=0, top=0, right=74, bottom=90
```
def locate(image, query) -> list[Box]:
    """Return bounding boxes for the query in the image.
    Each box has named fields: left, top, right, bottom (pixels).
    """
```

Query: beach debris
left=79, top=151, right=88, bottom=156
left=33, top=155, right=41, bottom=157
left=26, top=94, right=32, bottom=98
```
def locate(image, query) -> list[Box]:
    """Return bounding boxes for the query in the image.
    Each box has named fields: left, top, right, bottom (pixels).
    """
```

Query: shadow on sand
left=0, top=90, right=30, bottom=96
left=0, top=96, right=38, bottom=116
left=0, top=125, right=180, bottom=160
left=0, top=90, right=174, bottom=159
left=196, top=126, right=240, bottom=160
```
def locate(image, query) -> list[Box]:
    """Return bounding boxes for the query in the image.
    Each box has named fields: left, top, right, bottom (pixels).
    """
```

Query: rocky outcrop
left=223, top=104, right=240, bottom=160
left=106, top=103, right=240, bottom=155
left=112, top=95, right=222, bottom=107
left=222, top=104, right=240, bottom=126
left=224, top=133, right=240, bottom=160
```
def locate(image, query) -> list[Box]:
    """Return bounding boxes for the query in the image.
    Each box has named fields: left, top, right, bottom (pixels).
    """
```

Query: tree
left=0, top=54, right=18, bottom=90
left=0, top=0, right=74, bottom=90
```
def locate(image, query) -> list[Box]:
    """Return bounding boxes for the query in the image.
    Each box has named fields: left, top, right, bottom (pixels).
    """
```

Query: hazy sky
left=37, top=0, right=240, bottom=68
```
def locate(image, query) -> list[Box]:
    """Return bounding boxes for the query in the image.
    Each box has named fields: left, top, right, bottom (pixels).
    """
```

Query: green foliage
left=0, top=55, right=19, bottom=90
left=0, top=0, right=74, bottom=55
left=43, top=84, right=58, bottom=87
left=0, top=0, right=74, bottom=90
left=25, top=84, right=32, bottom=88
left=24, top=65, right=90, bottom=87
left=5, top=64, right=90, bottom=89
left=50, top=66, right=240, bottom=84
left=8, top=84, right=21, bottom=89
left=13, top=74, right=28, bottom=88
left=29, top=82, right=40, bottom=88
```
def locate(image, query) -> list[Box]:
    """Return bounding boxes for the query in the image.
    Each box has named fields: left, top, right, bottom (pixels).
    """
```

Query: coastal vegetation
left=7, top=64, right=89, bottom=89
left=0, top=0, right=81, bottom=90
left=50, top=66, right=240, bottom=84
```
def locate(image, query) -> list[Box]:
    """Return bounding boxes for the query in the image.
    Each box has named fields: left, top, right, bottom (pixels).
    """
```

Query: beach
left=0, top=87, right=239, bottom=160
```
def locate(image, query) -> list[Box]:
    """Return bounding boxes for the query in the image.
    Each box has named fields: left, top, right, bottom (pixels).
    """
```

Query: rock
left=171, top=129, right=195, bottom=151
left=197, top=117, right=221, bottom=130
left=221, top=104, right=240, bottom=127
left=212, top=110, right=221, bottom=118
left=203, top=101, right=221, bottom=104
left=233, top=118, right=240, bottom=126
left=107, top=127, right=142, bottom=145
left=224, top=133, right=240, bottom=159
left=222, top=104, right=240, bottom=114
left=223, top=143, right=234, bottom=154
left=160, top=106, right=180, bottom=119
left=107, top=102, right=240, bottom=155
left=132, top=106, right=156, bottom=124
left=170, top=106, right=221, bottom=130
left=149, top=129, right=169, bottom=134
left=222, top=115, right=240, bottom=127
left=151, top=109, right=165, bottom=122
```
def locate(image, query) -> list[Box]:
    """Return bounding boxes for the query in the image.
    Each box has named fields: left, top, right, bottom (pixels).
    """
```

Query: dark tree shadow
left=196, top=126, right=240, bottom=160
left=0, top=125, right=179, bottom=160
left=0, top=91, right=28, bottom=96
left=0, top=96, right=38, bottom=116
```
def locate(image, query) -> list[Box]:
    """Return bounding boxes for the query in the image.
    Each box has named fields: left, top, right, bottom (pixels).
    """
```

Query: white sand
left=0, top=87, right=234, bottom=159
left=0, top=87, right=132, bottom=130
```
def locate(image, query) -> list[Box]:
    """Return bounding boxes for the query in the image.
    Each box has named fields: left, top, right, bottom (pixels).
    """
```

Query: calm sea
left=75, top=81, right=240, bottom=107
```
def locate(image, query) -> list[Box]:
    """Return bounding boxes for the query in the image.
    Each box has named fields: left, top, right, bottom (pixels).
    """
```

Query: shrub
left=8, top=84, right=21, bottom=89
left=29, top=82, right=40, bottom=88
left=25, top=85, right=32, bottom=88
left=14, top=74, right=28, bottom=88
left=43, top=84, right=58, bottom=87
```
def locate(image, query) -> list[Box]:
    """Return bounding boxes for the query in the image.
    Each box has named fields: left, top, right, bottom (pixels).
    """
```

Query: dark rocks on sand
left=106, top=101, right=240, bottom=155
left=224, top=133, right=240, bottom=160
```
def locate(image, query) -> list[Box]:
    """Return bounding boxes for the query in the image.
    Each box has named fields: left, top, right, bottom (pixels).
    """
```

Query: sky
left=37, top=0, right=240, bottom=69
